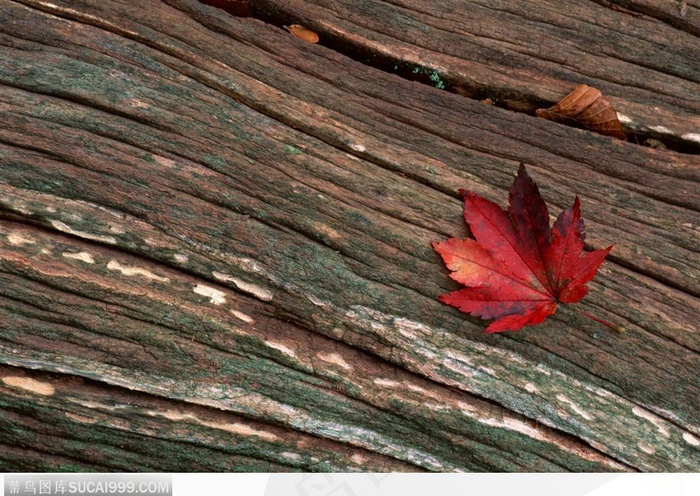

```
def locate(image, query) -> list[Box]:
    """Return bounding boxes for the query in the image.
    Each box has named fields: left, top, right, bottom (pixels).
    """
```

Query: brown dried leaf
left=286, top=25, right=319, bottom=44
left=536, top=85, right=626, bottom=140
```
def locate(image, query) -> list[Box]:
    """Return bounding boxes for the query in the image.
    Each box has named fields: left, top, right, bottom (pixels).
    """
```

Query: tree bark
left=0, top=0, right=698, bottom=471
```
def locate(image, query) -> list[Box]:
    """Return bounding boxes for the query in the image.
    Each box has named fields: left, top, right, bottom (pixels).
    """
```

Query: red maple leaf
left=433, top=165, right=612, bottom=333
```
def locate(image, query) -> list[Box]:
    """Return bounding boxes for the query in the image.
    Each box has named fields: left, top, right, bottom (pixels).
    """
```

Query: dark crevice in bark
left=240, top=1, right=700, bottom=155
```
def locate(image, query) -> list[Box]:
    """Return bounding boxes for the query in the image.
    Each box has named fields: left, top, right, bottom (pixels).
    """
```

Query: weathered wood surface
left=0, top=0, right=698, bottom=472
left=252, top=0, right=700, bottom=149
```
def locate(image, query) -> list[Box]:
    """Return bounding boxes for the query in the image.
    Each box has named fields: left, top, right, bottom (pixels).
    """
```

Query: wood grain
left=250, top=0, right=700, bottom=148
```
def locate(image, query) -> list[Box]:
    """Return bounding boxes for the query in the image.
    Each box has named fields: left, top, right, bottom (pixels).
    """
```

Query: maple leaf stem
left=573, top=308, right=625, bottom=332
